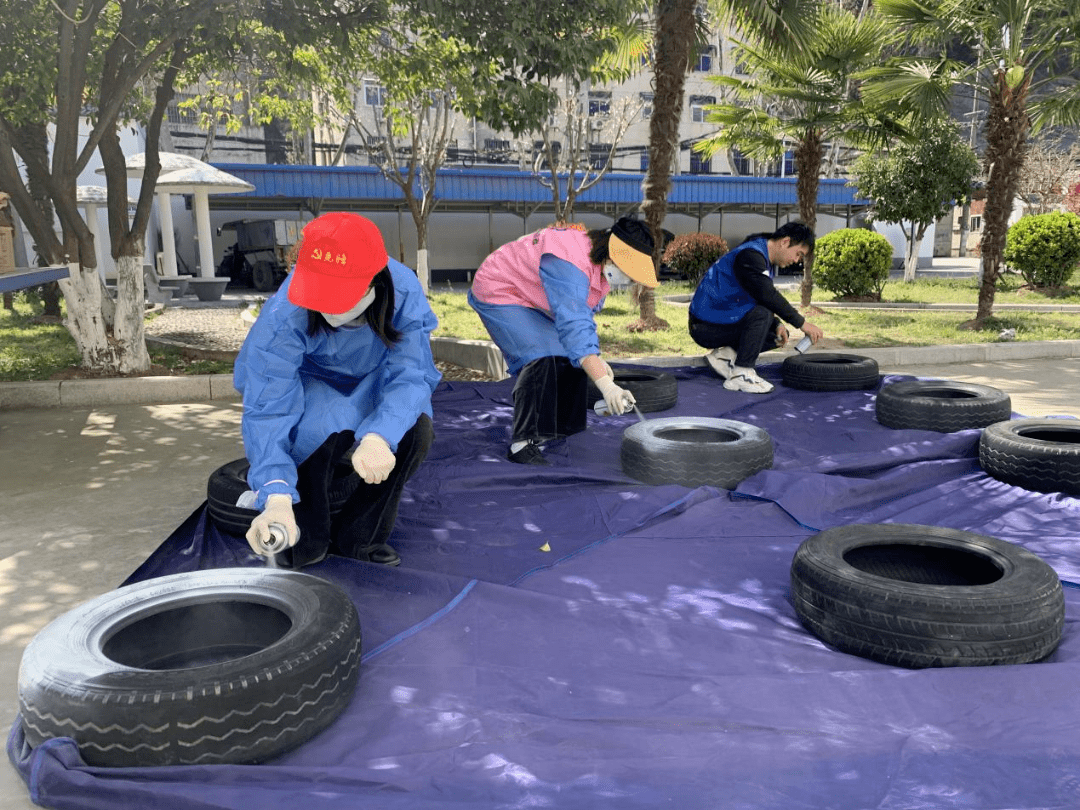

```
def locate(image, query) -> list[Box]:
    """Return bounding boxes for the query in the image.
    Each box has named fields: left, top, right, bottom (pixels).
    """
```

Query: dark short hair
left=772, top=222, right=815, bottom=254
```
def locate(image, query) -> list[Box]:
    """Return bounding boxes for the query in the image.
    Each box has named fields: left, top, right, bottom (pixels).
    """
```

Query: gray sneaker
left=723, top=367, right=774, bottom=393
left=705, top=346, right=738, bottom=379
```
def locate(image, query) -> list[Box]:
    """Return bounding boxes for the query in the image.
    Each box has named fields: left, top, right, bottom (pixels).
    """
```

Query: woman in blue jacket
left=689, top=222, right=824, bottom=393
left=233, top=212, right=441, bottom=567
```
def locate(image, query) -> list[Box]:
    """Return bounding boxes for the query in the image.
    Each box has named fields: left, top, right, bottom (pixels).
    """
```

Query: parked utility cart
left=216, top=218, right=304, bottom=291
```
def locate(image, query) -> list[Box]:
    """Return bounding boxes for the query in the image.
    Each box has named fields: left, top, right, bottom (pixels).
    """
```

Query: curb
left=5, top=338, right=1080, bottom=411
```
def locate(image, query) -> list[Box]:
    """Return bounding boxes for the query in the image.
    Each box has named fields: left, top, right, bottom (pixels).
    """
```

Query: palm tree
left=634, top=0, right=817, bottom=331
left=694, top=2, right=902, bottom=307
left=869, top=0, right=1080, bottom=325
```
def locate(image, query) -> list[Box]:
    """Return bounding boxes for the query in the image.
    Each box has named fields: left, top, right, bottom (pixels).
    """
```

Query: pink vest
left=472, top=227, right=610, bottom=312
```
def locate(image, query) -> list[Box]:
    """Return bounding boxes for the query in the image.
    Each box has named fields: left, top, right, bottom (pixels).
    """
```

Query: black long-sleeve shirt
left=731, top=249, right=805, bottom=329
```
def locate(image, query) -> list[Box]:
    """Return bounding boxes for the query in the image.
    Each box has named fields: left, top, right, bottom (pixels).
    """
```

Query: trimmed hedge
left=663, top=232, right=728, bottom=285
left=813, top=228, right=892, bottom=300
left=1004, top=211, right=1080, bottom=289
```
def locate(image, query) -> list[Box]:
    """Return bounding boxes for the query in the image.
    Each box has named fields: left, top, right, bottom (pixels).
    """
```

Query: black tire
left=252, top=259, right=279, bottom=292
left=621, top=416, right=773, bottom=489
left=876, top=380, right=1012, bottom=432
left=207, top=458, right=361, bottom=537
left=587, top=369, right=679, bottom=413
left=790, top=524, right=1064, bottom=668
left=781, top=353, right=880, bottom=391
left=18, top=568, right=362, bottom=767
left=979, top=418, right=1080, bottom=497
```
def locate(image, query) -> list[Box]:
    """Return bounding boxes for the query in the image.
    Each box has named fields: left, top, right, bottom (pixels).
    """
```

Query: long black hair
left=305, top=267, right=402, bottom=347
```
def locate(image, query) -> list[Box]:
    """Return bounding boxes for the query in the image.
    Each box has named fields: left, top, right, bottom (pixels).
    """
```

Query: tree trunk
left=973, top=71, right=1030, bottom=325
left=57, top=249, right=150, bottom=374
left=633, top=0, right=695, bottom=333
left=18, top=122, right=63, bottom=317
left=795, top=129, right=823, bottom=308
left=903, top=235, right=919, bottom=282
left=902, top=222, right=931, bottom=282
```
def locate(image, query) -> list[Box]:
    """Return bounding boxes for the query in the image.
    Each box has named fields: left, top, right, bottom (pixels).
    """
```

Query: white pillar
left=193, top=190, right=215, bottom=278
left=157, top=190, right=179, bottom=277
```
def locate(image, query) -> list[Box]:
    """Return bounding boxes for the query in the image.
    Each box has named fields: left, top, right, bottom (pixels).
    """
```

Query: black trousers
left=282, top=414, right=434, bottom=567
left=688, top=306, right=782, bottom=368
left=511, top=356, right=589, bottom=444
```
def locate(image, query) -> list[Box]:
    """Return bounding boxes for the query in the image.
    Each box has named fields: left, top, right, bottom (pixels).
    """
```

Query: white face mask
left=321, top=287, right=376, bottom=328
left=603, top=260, right=633, bottom=289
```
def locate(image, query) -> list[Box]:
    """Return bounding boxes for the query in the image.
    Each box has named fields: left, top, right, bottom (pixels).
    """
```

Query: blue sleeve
left=233, top=294, right=309, bottom=506
left=538, top=254, right=600, bottom=365
left=352, top=266, right=441, bottom=450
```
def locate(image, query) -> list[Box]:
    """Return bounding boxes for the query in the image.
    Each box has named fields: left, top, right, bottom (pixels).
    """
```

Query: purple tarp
left=10, top=363, right=1080, bottom=810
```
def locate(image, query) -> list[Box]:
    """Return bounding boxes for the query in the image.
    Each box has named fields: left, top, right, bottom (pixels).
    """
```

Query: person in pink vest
left=469, top=217, right=657, bottom=465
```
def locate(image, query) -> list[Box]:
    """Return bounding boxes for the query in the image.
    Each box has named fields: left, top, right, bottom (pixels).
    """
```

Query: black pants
left=688, top=306, right=782, bottom=368
left=283, top=414, right=434, bottom=567
left=511, top=356, right=588, bottom=444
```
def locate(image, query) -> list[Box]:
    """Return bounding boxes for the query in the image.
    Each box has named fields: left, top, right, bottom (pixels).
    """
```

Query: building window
left=970, top=215, right=982, bottom=231
left=364, top=82, right=387, bottom=107
left=589, top=143, right=612, bottom=169
left=690, top=153, right=712, bottom=174
left=764, top=150, right=796, bottom=177
left=167, top=93, right=199, bottom=126
left=588, top=91, right=612, bottom=116
left=730, top=147, right=752, bottom=175
left=640, top=151, right=649, bottom=172
left=692, top=47, right=714, bottom=72
left=639, top=92, right=654, bottom=120
left=484, top=138, right=511, bottom=163
left=689, top=95, right=715, bottom=124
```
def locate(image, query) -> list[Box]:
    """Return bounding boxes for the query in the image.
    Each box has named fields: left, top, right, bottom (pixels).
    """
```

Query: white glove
left=594, top=375, right=636, bottom=416
left=352, top=433, right=396, bottom=484
left=246, top=493, right=298, bottom=555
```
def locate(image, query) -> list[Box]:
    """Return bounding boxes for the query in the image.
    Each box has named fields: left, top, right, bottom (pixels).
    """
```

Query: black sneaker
left=507, top=442, right=548, bottom=465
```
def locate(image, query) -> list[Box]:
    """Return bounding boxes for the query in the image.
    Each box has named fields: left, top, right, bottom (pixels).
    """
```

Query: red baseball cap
left=287, top=212, right=389, bottom=314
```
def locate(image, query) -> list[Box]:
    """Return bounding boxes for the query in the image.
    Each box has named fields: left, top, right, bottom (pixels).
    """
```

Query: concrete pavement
left=2, top=348, right=1079, bottom=807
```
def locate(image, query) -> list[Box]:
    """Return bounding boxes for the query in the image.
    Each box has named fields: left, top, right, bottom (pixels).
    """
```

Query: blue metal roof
left=209, top=164, right=868, bottom=212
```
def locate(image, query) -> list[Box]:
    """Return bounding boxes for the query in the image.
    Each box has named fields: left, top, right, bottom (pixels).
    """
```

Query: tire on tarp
left=781, top=353, right=880, bottom=391
left=587, top=368, right=679, bottom=413
left=621, top=416, right=773, bottom=489
left=790, top=524, right=1064, bottom=668
left=876, top=380, right=1012, bottom=432
left=207, top=457, right=361, bottom=536
left=18, top=568, right=362, bottom=767
left=979, top=417, right=1080, bottom=497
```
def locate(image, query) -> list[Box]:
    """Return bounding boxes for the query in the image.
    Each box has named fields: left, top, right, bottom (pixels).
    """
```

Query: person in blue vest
left=234, top=212, right=441, bottom=568
left=688, top=222, right=824, bottom=393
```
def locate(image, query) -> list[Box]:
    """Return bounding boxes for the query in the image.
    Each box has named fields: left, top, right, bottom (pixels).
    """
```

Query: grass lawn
left=430, top=271, right=1080, bottom=358
left=2, top=269, right=1079, bottom=381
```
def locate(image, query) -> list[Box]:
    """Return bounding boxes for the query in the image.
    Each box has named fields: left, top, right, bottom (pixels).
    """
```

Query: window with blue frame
left=689, top=95, right=716, bottom=123
left=364, top=82, right=387, bottom=107
left=690, top=152, right=712, bottom=174
left=639, top=92, right=654, bottom=119
left=588, top=91, right=611, bottom=116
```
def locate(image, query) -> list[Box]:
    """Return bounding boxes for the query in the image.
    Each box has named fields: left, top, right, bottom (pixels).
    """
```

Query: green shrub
left=813, top=228, right=892, bottom=300
left=1004, top=211, right=1080, bottom=289
left=663, top=232, right=728, bottom=285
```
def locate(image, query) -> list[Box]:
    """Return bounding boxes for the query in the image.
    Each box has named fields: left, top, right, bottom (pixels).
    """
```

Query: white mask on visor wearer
left=603, top=260, right=633, bottom=289
left=321, top=286, right=376, bottom=328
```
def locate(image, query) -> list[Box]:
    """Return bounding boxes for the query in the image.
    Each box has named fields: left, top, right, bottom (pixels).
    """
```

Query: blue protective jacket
left=689, top=237, right=772, bottom=325
left=234, top=259, right=440, bottom=508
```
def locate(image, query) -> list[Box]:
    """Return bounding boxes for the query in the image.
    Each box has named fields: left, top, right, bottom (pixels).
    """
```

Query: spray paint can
left=258, top=523, right=294, bottom=556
